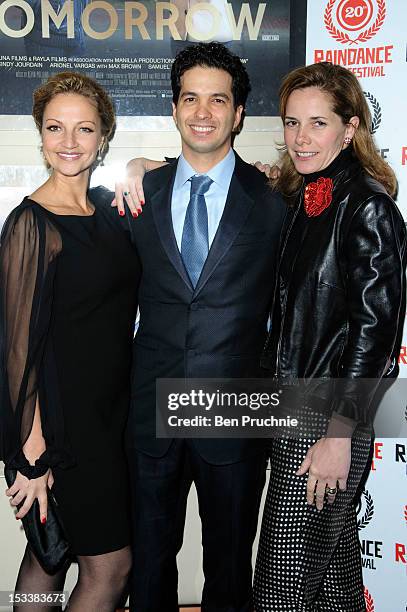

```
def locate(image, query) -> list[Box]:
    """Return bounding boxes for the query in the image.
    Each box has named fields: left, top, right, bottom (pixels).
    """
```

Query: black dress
left=0, top=188, right=139, bottom=556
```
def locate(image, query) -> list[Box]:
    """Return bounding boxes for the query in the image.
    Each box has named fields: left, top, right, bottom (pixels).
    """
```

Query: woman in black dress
left=0, top=73, right=139, bottom=611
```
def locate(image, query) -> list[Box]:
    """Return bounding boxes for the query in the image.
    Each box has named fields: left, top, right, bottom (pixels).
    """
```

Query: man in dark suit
left=126, top=43, right=286, bottom=611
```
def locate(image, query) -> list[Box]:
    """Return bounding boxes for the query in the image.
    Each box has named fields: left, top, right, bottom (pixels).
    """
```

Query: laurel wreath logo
left=364, top=587, right=375, bottom=612
left=404, top=504, right=407, bottom=524
left=324, top=0, right=386, bottom=46
left=357, top=490, right=374, bottom=530
left=363, top=92, right=382, bottom=134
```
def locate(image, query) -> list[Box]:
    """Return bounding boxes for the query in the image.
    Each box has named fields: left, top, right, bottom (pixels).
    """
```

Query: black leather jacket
left=262, top=159, right=406, bottom=424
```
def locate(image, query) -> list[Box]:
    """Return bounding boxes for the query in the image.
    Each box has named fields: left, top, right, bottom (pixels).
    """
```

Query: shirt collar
left=174, top=148, right=235, bottom=192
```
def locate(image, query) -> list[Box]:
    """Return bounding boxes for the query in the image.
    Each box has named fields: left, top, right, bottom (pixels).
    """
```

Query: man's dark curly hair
left=171, top=42, right=251, bottom=110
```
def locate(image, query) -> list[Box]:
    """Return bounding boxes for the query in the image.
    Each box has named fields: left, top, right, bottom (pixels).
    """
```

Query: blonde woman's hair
left=33, top=71, right=116, bottom=157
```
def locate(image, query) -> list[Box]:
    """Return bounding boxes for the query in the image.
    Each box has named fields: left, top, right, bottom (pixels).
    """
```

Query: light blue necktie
left=181, top=174, right=213, bottom=288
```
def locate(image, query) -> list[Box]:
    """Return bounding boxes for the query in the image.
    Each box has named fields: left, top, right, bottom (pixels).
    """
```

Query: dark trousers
left=127, top=440, right=266, bottom=612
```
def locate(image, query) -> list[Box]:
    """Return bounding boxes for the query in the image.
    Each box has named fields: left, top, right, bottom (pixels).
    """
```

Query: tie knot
left=190, top=174, right=213, bottom=196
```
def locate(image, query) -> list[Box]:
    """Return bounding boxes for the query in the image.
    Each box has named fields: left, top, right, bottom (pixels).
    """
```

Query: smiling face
left=41, top=92, right=103, bottom=177
left=284, top=87, right=359, bottom=174
left=172, top=65, right=243, bottom=170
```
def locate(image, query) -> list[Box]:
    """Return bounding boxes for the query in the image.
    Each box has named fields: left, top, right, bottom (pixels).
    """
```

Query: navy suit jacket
left=97, top=152, right=286, bottom=463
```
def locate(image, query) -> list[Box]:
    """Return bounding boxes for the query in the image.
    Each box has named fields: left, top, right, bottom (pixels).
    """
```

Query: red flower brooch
left=304, top=177, right=333, bottom=217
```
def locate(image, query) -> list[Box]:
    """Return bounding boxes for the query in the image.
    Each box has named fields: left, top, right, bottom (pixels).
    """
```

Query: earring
left=344, top=137, right=352, bottom=145
left=97, top=148, right=104, bottom=166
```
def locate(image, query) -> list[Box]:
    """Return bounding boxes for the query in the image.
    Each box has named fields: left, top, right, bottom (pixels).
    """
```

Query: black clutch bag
left=5, top=468, right=70, bottom=574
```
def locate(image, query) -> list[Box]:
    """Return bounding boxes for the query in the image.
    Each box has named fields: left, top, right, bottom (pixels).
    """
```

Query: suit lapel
left=151, top=162, right=193, bottom=291
left=194, top=154, right=254, bottom=297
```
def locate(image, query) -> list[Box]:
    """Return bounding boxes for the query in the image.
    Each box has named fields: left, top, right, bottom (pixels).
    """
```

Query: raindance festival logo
left=357, top=489, right=374, bottom=530
left=314, top=0, right=392, bottom=77
left=364, top=587, right=375, bottom=611
left=324, top=0, right=386, bottom=45
left=363, top=91, right=382, bottom=134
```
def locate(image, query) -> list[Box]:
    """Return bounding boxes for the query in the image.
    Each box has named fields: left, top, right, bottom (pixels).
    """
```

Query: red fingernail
left=132, top=211, right=138, bottom=218
left=119, top=211, right=125, bottom=217
left=140, top=201, right=145, bottom=206
left=41, top=516, right=46, bottom=524
left=15, top=516, right=20, bottom=520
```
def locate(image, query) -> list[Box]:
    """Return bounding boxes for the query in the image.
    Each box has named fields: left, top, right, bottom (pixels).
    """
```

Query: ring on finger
left=123, top=191, right=130, bottom=196
left=326, top=486, right=338, bottom=495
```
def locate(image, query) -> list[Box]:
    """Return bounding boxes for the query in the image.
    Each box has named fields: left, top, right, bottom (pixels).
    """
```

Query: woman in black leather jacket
left=254, top=62, right=406, bottom=611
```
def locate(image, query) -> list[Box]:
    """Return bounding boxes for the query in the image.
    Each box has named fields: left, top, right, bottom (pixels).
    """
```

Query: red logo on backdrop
left=371, top=441, right=383, bottom=471
left=364, top=587, right=375, bottom=611
left=404, top=505, right=407, bottom=525
left=324, top=0, right=386, bottom=45
left=395, top=543, right=406, bottom=564
left=399, top=346, right=407, bottom=364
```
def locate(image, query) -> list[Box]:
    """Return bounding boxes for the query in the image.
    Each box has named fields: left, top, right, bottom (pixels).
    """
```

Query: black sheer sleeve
left=0, top=203, right=62, bottom=478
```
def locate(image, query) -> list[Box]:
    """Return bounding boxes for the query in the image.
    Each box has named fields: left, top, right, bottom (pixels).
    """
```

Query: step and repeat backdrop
left=0, top=0, right=406, bottom=610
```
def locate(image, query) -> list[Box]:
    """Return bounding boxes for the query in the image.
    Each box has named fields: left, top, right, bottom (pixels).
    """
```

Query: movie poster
left=0, top=0, right=290, bottom=116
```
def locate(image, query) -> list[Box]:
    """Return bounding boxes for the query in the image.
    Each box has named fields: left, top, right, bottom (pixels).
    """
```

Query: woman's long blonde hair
left=274, top=62, right=397, bottom=198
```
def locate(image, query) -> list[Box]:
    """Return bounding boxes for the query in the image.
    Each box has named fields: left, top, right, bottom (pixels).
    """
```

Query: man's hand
left=296, top=437, right=351, bottom=510
left=6, top=469, right=51, bottom=523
